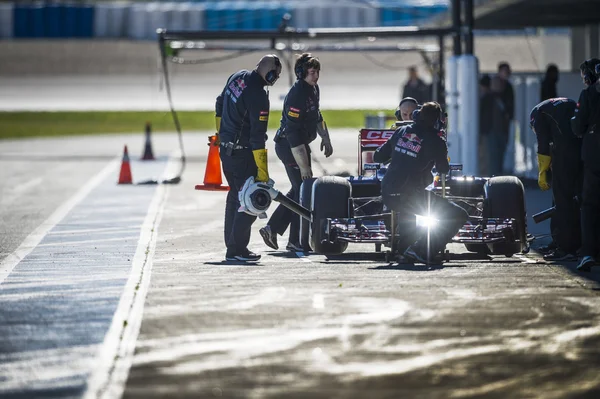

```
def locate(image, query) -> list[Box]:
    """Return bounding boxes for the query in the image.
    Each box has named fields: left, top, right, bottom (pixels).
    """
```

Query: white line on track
left=0, top=160, right=119, bottom=287
left=295, top=252, right=312, bottom=262
left=83, top=157, right=172, bottom=399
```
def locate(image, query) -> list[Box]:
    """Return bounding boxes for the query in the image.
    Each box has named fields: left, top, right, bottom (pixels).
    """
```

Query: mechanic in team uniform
left=373, top=102, right=468, bottom=264
left=260, top=53, right=334, bottom=252
left=395, top=97, right=419, bottom=123
left=571, top=59, right=600, bottom=272
left=530, top=97, right=582, bottom=261
left=215, top=54, right=282, bottom=262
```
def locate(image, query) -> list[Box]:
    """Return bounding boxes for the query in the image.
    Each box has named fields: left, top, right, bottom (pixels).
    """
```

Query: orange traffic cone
left=195, top=136, right=229, bottom=191
left=141, top=122, right=155, bottom=161
left=118, top=145, right=133, bottom=184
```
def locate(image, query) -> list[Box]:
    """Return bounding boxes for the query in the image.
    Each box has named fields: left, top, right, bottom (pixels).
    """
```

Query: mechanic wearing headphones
left=215, top=54, right=282, bottom=262
left=571, top=59, right=600, bottom=272
left=529, top=98, right=582, bottom=261
left=260, top=53, right=333, bottom=252
left=396, top=97, right=419, bottom=122
left=373, top=102, right=468, bottom=264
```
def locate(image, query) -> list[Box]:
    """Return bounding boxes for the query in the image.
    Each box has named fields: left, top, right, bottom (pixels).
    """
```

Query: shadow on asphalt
left=369, top=263, right=468, bottom=271
left=204, top=261, right=263, bottom=266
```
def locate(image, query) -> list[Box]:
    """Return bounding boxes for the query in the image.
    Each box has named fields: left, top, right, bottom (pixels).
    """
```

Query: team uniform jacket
left=373, top=122, right=449, bottom=197
left=215, top=70, right=269, bottom=150
left=278, top=79, right=322, bottom=147
left=530, top=98, right=579, bottom=156
left=572, top=84, right=600, bottom=168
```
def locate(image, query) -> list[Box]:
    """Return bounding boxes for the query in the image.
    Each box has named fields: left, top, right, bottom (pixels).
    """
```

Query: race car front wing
left=323, top=215, right=522, bottom=246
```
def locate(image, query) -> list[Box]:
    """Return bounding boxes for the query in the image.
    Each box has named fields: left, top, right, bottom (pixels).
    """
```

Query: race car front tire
left=299, top=178, right=317, bottom=252
left=311, top=176, right=351, bottom=255
left=483, top=176, right=527, bottom=256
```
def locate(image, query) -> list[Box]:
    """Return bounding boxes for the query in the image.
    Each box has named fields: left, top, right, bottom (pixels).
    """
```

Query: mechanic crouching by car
left=260, top=53, right=333, bottom=252
left=216, top=54, right=282, bottom=262
left=571, top=58, right=600, bottom=272
left=373, top=102, right=468, bottom=264
left=529, top=97, right=582, bottom=262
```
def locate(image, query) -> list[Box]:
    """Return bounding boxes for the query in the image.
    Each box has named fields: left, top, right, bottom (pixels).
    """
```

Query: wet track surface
left=2, top=134, right=600, bottom=398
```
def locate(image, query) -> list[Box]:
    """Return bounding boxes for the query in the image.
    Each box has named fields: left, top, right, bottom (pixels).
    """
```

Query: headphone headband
left=295, top=53, right=317, bottom=80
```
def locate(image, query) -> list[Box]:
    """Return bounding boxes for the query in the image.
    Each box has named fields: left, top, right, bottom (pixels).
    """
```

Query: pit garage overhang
left=470, top=0, right=600, bottom=29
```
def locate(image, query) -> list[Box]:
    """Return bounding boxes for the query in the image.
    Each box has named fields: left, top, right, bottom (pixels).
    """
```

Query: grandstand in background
left=0, top=1, right=450, bottom=40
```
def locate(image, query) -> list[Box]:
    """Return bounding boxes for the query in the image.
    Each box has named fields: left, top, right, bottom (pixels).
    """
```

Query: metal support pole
left=452, top=0, right=462, bottom=56
left=464, top=0, right=474, bottom=55
left=438, top=34, right=445, bottom=106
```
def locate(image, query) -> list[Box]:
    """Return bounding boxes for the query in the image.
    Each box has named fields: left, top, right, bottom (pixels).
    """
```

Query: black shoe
left=543, top=249, right=577, bottom=262
left=259, top=226, right=278, bottom=250
left=576, top=256, right=595, bottom=272
left=286, top=242, right=304, bottom=252
left=539, top=242, right=557, bottom=255
left=226, top=250, right=261, bottom=262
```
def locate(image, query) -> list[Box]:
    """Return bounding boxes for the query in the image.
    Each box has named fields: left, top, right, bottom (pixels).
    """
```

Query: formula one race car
left=240, top=126, right=530, bottom=262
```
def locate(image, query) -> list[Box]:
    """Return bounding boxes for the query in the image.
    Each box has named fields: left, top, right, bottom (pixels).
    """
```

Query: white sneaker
left=577, top=256, right=595, bottom=272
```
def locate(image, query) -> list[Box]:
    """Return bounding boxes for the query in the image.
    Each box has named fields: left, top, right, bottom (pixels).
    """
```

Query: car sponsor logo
left=363, top=163, right=380, bottom=170
left=361, top=130, right=395, bottom=140
left=259, top=116, right=268, bottom=121
left=288, top=111, right=299, bottom=118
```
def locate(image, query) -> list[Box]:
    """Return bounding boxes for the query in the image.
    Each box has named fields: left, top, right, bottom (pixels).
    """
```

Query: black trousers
left=220, top=149, right=257, bottom=255
left=267, top=142, right=311, bottom=245
left=581, top=167, right=600, bottom=258
left=383, top=189, right=469, bottom=257
left=551, top=151, right=583, bottom=253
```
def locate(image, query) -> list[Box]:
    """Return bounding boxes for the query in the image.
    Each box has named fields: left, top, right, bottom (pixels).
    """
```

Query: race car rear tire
left=299, top=178, right=317, bottom=251
left=483, top=176, right=527, bottom=256
left=311, top=176, right=350, bottom=255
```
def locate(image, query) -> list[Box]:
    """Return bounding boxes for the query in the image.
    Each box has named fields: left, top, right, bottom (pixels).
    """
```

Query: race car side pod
left=532, top=196, right=580, bottom=224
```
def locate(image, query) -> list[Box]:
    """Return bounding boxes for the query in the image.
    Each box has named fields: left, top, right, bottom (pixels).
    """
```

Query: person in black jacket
left=373, top=102, right=468, bottom=264
left=260, top=53, right=333, bottom=252
left=540, top=64, right=559, bottom=101
left=571, top=59, right=600, bottom=271
left=402, top=66, right=431, bottom=105
left=530, top=98, right=582, bottom=261
left=215, top=54, right=282, bottom=262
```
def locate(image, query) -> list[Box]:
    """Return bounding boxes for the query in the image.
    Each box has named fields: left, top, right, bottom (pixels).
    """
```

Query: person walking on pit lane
left=373, top=102, right=468, bottom=264
left=259, top=53, right=333, bottom=252
left=530, top=98, right=583, bottom=261
left=571, top=59, right=600, bottom=272
left=215, top=54, right=282, bottom=262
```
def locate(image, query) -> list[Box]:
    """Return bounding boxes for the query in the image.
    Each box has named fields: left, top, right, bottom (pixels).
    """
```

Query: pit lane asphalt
left=1, top=132, right=600, bottom=398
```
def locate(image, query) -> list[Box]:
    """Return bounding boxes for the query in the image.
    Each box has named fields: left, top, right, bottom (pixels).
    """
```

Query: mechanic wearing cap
left=571, top=58, right=600, bottom=272
left=215, top=54, right=282, bottom=262
left=260, top=53, right=333, bottom=252
left=373, top=102, right=468, bottom=264
left=530, top=97, right=582, bottom=261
